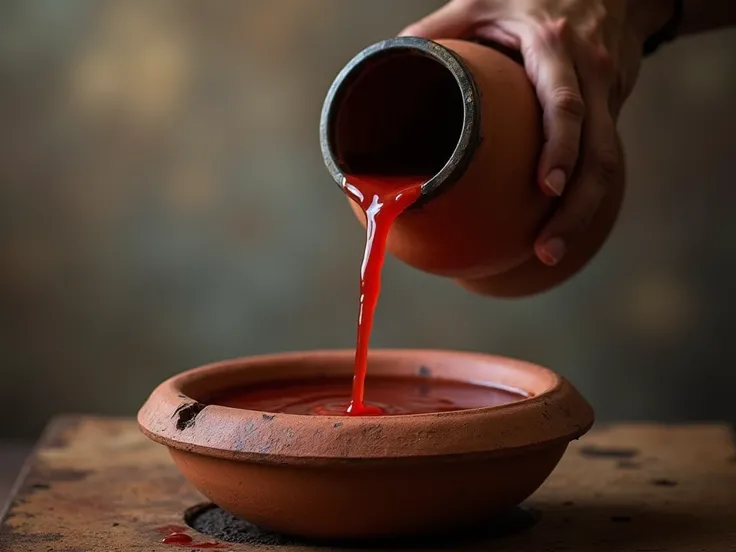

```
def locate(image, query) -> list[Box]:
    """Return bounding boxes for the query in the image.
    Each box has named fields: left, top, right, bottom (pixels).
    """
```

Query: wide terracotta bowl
left=138, top=349, right=593, bottom=540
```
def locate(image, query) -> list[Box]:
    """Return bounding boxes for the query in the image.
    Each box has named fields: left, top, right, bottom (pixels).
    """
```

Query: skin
left=400, top=0, right=736, bottom=267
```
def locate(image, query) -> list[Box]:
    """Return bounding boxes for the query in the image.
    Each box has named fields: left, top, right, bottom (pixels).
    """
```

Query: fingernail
left=537, top=238, right=566, bottom=266
left=544, top=169, right=566, bottom=196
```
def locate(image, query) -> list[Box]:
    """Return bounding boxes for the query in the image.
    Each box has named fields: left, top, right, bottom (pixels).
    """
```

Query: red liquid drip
left=162, top=533, right=193, bottom=544
left=156, top=525, right=226, bottom=548
left=342, top=175, right=425, bottom=415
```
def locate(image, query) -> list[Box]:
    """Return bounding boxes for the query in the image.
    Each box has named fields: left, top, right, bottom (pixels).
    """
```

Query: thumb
left=399, top=0, right=474, bottom=39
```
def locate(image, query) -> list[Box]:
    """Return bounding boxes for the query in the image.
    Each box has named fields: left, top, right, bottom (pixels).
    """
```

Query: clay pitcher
left=319, top=37, right=625, bottom=297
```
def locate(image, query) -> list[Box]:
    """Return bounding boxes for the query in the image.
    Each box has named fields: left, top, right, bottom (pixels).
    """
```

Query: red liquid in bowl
left=206, top=376, right=528, bottom=416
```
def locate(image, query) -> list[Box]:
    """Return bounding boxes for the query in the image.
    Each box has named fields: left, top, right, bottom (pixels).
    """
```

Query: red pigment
left=156, top=525, right=226, bottom=548
left=208, top=376, right=527, bottom=416
left=342, top=174, right=425, bottom=414
left=162, top=533, right=193, bottom=544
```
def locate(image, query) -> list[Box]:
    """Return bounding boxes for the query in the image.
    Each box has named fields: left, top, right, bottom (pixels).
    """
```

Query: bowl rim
left=137, top=349, right=594, bottom=465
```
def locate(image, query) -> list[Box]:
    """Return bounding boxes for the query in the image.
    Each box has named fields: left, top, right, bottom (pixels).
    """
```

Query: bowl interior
left=176, top=350, right=557, bottom=414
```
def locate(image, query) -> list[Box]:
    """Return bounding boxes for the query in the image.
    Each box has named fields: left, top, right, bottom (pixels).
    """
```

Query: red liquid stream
left=342, top=175, right=425, bottom=415
left=200, top=174, right=530, bottom=417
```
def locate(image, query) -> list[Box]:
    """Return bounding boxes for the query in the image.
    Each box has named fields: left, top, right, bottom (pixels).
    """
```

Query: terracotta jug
left=319, top=37, right=625, bottom=297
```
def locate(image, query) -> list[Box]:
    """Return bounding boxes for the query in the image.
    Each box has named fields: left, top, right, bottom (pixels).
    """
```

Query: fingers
left=535, top=48, right=619, bottom=266
left=520, top=22, right=585, bottom=199
left=474, top=22, right=521, bottom=50
left=534, top=134, right=617, bottom=266
left=399, top=0, right=475, bottom=38
left=400, top=3, right=622, bottom=268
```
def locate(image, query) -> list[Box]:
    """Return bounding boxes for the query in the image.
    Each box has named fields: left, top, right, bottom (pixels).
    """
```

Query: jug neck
left=320, top=37, right=482, bottom=205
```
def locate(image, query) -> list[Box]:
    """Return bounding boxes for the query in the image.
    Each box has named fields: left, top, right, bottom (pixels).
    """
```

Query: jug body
left=320, top=37, right=624, bottom=297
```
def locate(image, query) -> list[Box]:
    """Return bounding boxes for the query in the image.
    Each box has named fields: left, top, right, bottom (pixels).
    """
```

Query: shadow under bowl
left=137, top=349, right=593, bottom=540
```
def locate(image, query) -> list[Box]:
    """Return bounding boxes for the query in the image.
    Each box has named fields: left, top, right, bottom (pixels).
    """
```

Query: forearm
left=680, top=0, right=736, bottom=35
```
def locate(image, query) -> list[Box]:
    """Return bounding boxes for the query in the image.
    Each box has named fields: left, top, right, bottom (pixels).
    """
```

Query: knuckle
left=582, top=6, right=608, bottom=41
left=460, top=0, right=484, bottom=14
left=591, top=10, right=607, bottom=35
left=551, top=141, right=579, bottom=165
left=581, top=43, right=615, bottom=80
left=592, top=47, right=615, bottom=74
left=592, top=146, right=620, bottom=181
left=561, top=206, right=592, bottom=235
left=550, top=88, right=586, bottom=121
left=538, top=18, right=569, bottom=44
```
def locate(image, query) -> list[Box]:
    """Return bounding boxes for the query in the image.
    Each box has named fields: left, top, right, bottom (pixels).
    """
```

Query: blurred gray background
left=0, top=0, right=735, bottom=442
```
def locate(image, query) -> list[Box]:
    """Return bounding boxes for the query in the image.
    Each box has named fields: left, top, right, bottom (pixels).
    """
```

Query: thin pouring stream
left=342, top=175, right=425, bottom=415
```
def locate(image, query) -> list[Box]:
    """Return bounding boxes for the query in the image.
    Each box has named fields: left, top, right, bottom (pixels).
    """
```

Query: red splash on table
left=162, top=533, right=193, bottom=544
left=156, top=525, right=226, bottom=548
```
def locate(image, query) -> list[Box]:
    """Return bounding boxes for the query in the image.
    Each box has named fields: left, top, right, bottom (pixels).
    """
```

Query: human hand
left=401, top=0, right=673, bottom=266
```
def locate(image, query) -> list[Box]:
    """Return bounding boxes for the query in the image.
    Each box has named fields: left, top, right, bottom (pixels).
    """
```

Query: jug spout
left=320, top=37, right=481, bottom=204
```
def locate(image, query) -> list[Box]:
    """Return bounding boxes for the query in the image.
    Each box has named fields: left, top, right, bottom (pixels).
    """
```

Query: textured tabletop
left=1, top=416, right=735, bottom=551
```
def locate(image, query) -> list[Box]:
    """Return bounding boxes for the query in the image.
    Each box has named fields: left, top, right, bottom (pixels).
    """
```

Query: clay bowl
left=138, top=349, right=593, bottom=541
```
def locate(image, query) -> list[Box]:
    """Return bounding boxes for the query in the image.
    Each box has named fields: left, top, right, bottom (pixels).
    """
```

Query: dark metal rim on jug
left=320, top=36, right=481, bottom=204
